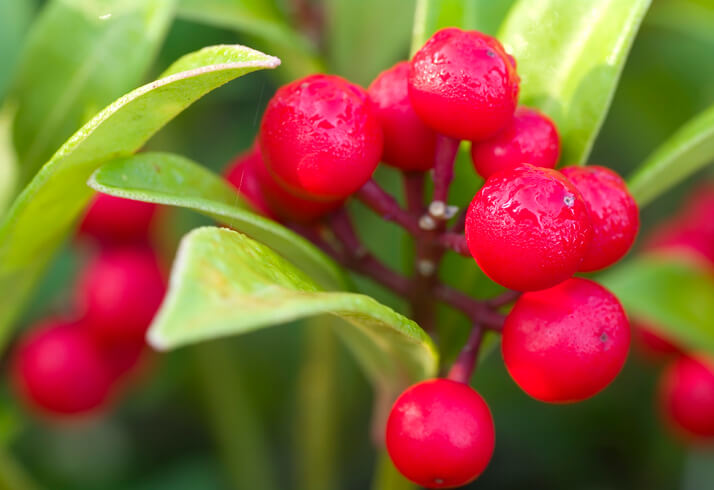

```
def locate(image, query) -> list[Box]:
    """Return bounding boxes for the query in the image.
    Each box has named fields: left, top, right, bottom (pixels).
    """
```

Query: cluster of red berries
left=632, top=184, right=714, bottom=442
left=220, top=26, right=643, bottom=488
left=11, top=194, right=165, bottom=417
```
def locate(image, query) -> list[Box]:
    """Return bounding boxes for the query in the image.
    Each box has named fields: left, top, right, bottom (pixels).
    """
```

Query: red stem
left=438, top=232, right=470, bottom=256
left=357, top=180, right=421, bottom=235
left=431, top=135, right=461, bottom=206
left=447, top=326, right=484, bottom=384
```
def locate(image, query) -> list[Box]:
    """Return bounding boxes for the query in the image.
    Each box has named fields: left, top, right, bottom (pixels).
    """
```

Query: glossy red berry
left=75, top=247, right=166, bottom=345
left=465, top=164, right=593, bottom=291
left=367, top=61, right=437, bottom=171
left=224, top=147, right=276, bottom=218
left=386, top=379, right=495, bottom=488
left=79, top=193, right=158, bottom=244
left=470, top=107, right=560, bottom=179
left=561, top=165, right=639, bottom=271
left=660, top=356, right=714, bottom=440
left=12, top=320, right=113, bottom=416
left=502, top=278, right=630, bottom=403
left=259, top=74, right=383, bottom=200
left=408, top=28, right=519, bottom=141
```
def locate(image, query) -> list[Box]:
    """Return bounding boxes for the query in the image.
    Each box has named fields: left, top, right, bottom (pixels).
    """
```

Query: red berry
left=681, top=182, right=714, bottom=239
left=470, top=107, right=560, bottom=179
left=465, top=164, right=593, bottom=291
left=408, top=28, right=519, bottom=141
left=647, top=220, right=714, bottom=266
left=368, top=61, right=437, bottom=171
left=79, top=193, right=158, bottom=244
left=502, top=278, right=630, bottom=403
left=75, top=247, right=166, bottom=345
left=633, top=320, right=681, bottom=360
left=386, top=379, right=495, bottom=488
left=224, top=147, right=276, bottom=218
left=660, top=356, right=714, bottom=440
left=259, top=74, right=383, bottom=200
left=12, top=320, right=113, bottom=416
left=561, top=166, right=639, bottom=271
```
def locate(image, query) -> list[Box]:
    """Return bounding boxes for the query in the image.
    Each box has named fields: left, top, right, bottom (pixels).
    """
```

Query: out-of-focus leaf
left=177, top=0, right=324, bottom=79
left=600, top=254, right=714, bottom=356
left=0, top=447, right=39, bottom=490
left=326, top=0, right=414, bottom=85
left=628, top=104, right=714, bottom=207
left=0, top=44, right=281, bottom=348
left=0, top=106, right=19, bottom=216
left=371, top=450, right=416, bottom=490
left=192, top=341, right=278, bottom=490
left=0, top=0, right=34, bottom=101
left=89, top=152, right=345, bottom=290
left=11, top=0, right=176, bottom=181
left=499, top=0, right=651, bottom=164
left=148, top=227, right=438, bottom=398
left=647, top=0, right=714, bottom=44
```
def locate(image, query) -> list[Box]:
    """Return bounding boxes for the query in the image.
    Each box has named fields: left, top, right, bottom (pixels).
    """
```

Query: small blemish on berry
left=563, top=195, right=575, bottom=207
left=486, top=49, right=495, bottom=58
left=434, top=478, right=445, bottom=485
left=600, top=333, right=609, bottom=343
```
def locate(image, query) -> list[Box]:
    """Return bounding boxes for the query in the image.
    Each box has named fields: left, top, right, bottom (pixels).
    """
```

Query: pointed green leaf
left=89, top=152, right=346, bottom=290
left=11, top=0, right=176, bottom=181
left=599, top=255, right=714, bottom=356
left=499, top=0, right=651, bottom=164
left=0, top=106, right=18, bottom=216
left=149, top=227, right=438, bottom=394
left=628, top=104, right=714, bottom=207
left=0, top=45, right=281, bottom=346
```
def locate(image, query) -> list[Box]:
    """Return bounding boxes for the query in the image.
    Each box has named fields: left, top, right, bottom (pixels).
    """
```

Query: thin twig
left=487, top=290, right=521, bottom=308
left=447, top=325, right=484, bottom=384
left=430, top=135, right=461, bottom=209
left=438, top=232, right=470, bottom=256
left=357, top=180, right=422, bottom=235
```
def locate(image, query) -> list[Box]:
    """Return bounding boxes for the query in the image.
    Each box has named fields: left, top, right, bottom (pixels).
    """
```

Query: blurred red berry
left=259, top=74, right=383, bottom=200
left=386, top=379, right=495, bottom=488
left=470, top=107, right=560, bottom=179
left=408, top=28, right=519, bottom=141
left=647, top=220, right=714, bottom=266
left=75, top=247, right=166, bottom=345
left=79, top=193, right=158, bottom=244
left=502, top=278, right=630, bottom=403
left=660, top=356, right=714, bottom=440
left=12, top=321, right=113, bottom=416
left=465, top=164, right=592, bottom=291
left=368, top=61, right=437, bottom=171
left=561, top=165, right=639, bottom=271
left=633, top=320, right=681, bottom=360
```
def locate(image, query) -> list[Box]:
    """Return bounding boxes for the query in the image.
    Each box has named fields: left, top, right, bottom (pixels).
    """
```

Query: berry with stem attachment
left=386, top=378, right=495, bottom=488
left=502, top=278, right=630, bottom=403
left=465, top=164, right=593, bottom=291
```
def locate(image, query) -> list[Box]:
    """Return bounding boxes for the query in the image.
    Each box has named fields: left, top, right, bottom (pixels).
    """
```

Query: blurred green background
left=1, top=0, right=714, bottom=489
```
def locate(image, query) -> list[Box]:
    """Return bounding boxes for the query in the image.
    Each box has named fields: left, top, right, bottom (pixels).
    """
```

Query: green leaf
left=177, top=0, right=324, bottom=79
left=0, top=44, right=281, bottom=347
left=628, top=104, right=714, bottom=207
left=88, top=152, right=346, bottom=290
left=411, top=0, right=479, bottom=54
left=0, top=0, right=34, bottom=101
left=11, top=0, right=176, bottom=182
left=499, top=0, right=651, bottom=164
left=326, top=0, right=414, bottom=85
left=599, top=254, right=714, bottom=356
left=148, top=227, right=438, bottom=396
